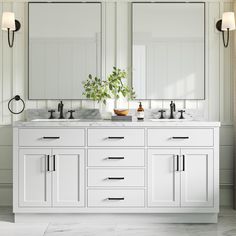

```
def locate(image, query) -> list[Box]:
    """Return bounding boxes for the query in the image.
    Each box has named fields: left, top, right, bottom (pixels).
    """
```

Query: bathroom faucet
left=58, top=101, right=65, bottom=119
left=169, top=101, right=176, bottom=119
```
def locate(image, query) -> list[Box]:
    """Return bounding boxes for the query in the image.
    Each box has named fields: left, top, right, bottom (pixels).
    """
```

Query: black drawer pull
left=107, top=197, right=124, bottom=201
left=108, top=157, right=125, bottom=160
left=108, top=137, right=124, bottom=139
left=172, top=137, right=189, bottom=139
left=107, top=177, right=124, bottom=180
left=53, top=155, right=56, bottom=171
left=43, top=136, right=60, bottom=139
left=46, top=155, right=50, bottom=172
left=176, top=155, right=179, bottom=172
left=182, top=155, right=185, bottom=171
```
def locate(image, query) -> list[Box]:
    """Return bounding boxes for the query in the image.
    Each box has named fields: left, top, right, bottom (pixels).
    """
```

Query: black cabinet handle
left=53, top=155, right=56, bottom=171
left=176, top=155, right=179, bottom=171
left=108, top=157, right=125, bottom=160
left=107, top=197, right=124, bottom=201
left=172, top=137, right=189, bottom=139
left=43, top=137, right=60, bottom=139
left=107, top=177, right=124, bottom=180
left=46, top=155, right=50, bottom=172
left=182, top=155, right=185, bottom=171
left=108, top=137, right=124, bottom=139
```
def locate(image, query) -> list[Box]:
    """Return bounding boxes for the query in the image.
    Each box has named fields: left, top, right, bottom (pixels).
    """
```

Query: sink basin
left=32, top=119, right=81, bottom=122
left=150, top=118, right=193, bottom=121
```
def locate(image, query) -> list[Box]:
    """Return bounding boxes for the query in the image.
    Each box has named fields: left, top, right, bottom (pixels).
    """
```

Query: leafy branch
left=82, top=67, right=136, bottom=104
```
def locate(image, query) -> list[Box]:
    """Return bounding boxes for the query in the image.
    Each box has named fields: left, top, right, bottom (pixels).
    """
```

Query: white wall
left=0, top=0, right=234, bottom=207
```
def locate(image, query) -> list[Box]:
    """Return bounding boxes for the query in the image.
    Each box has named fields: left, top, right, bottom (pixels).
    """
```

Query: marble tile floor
left=0, top=208, right=236, bottom=236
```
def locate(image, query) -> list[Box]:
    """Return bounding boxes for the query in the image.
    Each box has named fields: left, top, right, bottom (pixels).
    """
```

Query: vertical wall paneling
left=101, top=2, right=106, bottom=79
left=208, top=2, right=220, bottom=122
left=220, top=1, right=235, bottom=207
left=234, top=0, right=236, bottom=210
left=105, top=2, right=116, bottom=75
left=0, top=3, right=2, bottom=124
left=0, top=126, right=13, bottom=206
left=103, top=2, right=116, bottom=110
left=2, top=2, right=13, bottom=125
left=221, top=2, right=234, bottom=125
left=12, top=3, right=26, bottom=122
left=24, top=3, right=38, bottom=111
left=115, top=2, right=129, bottom=109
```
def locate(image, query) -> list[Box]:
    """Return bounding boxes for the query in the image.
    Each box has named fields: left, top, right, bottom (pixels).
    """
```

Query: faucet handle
left=178, top=110, right=185, bottom=119
left=158, top=110, right=166, bottom=119
left=48, top=110, right=55, bottom=119
left=68, top=110, right=75, bottom=119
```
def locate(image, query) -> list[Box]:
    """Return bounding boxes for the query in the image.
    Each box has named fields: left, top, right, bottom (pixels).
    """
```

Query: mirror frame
left=131, top=2, right=206, bottom=100
left=28, top=1, right=103, bottom=100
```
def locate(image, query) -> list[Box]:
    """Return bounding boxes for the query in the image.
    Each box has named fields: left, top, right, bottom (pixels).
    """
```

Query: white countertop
left=14, top=119, right=221, bottom=128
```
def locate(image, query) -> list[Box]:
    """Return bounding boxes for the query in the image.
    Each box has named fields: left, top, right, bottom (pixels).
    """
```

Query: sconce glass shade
left=1, top=12, right=15, bottom=31
left=221, top=12, right=235, bottom=31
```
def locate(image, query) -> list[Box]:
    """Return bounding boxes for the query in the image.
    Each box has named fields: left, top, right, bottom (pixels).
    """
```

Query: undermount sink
left=149, top=118, right=193, bottom=121
left=32, top=119, right=81, bottom=122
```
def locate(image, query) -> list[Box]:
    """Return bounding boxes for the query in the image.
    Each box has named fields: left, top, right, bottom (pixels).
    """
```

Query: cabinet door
left=180, top=149, right=213, bottom=207
left=52, top=149, right=84, bottom=207
left=19, top=149, right=52, bottom=207
left=148, top=149, right=180, bottom=207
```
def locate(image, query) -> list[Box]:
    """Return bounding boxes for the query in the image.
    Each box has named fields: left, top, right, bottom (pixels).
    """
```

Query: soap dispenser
left=137, top=102, right=144, bottom=120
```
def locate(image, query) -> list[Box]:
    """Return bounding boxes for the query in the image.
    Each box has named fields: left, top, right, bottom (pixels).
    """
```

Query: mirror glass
left=132, top=3, right=205, bottom=100
left=28, top=2, right=101, bottom=99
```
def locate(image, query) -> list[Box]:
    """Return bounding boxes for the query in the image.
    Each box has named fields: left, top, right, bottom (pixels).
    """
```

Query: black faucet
left=58, top=101, right=64, bottom=119
left=169, top=101, right=176, bottom=119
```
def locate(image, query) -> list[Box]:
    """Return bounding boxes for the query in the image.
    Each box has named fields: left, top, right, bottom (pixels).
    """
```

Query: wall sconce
left=216, top=12, right=235, bottom=48
left=1, top=12, right=21, bottom=48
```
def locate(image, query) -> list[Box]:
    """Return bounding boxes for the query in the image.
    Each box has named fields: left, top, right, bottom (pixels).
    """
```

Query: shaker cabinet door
left=52, top=149, right=85, bottom=207
left=19, top=149, right=52, bottom=207
left=180, top=149, right=214, bottom=207
left=148, top=149, right=180, bottom=207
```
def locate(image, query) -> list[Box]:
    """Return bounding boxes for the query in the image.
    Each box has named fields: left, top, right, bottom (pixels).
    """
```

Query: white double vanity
left=13, top=120, right=220, bottom=223
left=10, top=0, right=221, bottom=224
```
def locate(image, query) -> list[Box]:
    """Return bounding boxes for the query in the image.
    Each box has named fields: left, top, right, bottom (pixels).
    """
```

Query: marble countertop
left=14, top=119, right=221, bottom=127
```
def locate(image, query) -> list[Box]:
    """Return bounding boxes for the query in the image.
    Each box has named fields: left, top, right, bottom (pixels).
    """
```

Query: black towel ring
left=8, top=95, right=25, bottom=114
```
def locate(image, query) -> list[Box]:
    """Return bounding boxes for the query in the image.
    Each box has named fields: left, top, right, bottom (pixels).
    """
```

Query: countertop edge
left=13, top=120, right=221, bottom=128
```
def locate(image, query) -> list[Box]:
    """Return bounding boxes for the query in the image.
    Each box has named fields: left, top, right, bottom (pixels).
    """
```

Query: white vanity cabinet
left=147, top=128, right=216, bottom=209
left=15, top=128, right=85, bottom=210
left=18, top=148, right=52, bottom=207
left=148, top=148, right=213, bottom=208
left=18, top=148, right=84, bottom=208
left=13, top=122, right=220, bottom=223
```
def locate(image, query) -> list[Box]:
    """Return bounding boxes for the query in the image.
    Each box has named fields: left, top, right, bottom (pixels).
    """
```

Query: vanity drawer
left=87, top=129, right=145, bottom=147
left=148, top=128, right=214, bottom=147
left=19, top=128, right=85, bottom=147
left=87, top=149, right=145, bottom=167
left=88, top=169, right=145, bottom=187
left=88, top=189, right=145, bottom=207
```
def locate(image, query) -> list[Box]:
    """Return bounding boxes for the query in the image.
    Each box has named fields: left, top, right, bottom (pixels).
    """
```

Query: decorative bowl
left=114, top=109, right=129, bottom=116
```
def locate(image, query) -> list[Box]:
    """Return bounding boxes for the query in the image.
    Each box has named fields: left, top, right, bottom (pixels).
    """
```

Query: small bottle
left=137, top=102, right=144, bottom=120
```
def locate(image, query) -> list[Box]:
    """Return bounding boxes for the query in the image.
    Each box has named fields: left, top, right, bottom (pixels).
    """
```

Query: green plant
left=82, top=74, right=110, bottom=104
left=107, top=67, right=136, bottom=100
left=82, top=67, right=135, bottom=104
